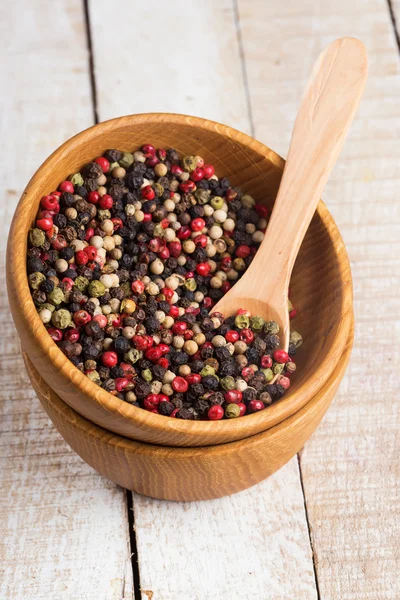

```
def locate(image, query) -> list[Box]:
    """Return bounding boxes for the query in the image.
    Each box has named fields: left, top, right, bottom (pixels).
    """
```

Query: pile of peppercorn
left=27, top=144, right=303, bottom=420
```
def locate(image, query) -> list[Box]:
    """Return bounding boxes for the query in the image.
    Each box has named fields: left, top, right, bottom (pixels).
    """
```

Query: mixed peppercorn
left=27, top=145, right=303, bottom=420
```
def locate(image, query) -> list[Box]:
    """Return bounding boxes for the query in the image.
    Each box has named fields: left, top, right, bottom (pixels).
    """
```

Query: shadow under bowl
left=8, top=113, right=353, bottom=447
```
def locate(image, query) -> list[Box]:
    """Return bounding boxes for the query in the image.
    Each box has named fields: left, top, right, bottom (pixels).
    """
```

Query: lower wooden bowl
left=23, top=329, right=352, bottom=502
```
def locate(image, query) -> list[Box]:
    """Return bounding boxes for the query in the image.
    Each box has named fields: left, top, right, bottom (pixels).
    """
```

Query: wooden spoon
left=212, top=37, right=367, bottom=350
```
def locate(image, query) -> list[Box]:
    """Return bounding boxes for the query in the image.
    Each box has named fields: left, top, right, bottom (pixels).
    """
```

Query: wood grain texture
left=237, top=0, right=400, bottom=597
left=24, top=328, right=352, bottom=502
left=7, top=114, right=353, bottom=449
left=215, top=37, right=367, bottom=351
left=0, top=2, right=133, bottom=598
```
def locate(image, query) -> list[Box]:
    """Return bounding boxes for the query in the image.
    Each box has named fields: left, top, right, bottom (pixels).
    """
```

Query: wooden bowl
left=7, top=114, right=353, bottom=447
left=23, top=327, right=353, bottom=501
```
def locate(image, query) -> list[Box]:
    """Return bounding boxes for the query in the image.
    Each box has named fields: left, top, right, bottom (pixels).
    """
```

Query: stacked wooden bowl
left=7, top=114, right=354, bottom=501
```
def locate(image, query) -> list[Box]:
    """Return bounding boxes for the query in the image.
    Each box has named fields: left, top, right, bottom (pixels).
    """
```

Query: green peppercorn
left=286, top=361, right=296, bottom=374
left=195, top=189, right=210, bottom=205
left=290, top=331, right=303, bottom=348
left=52, top=308, right=72, bottom=329
left=210, top=196, right=224, bottom=210
left=86, top=370, right=101, bottom=383
left=142, top=369, right=153, bottom=382
left=98, top=209, right=111, bottom=221
left=261, top=368, right=274, bottom=382
left=153, top=224, right=164, bottom=237
left=225, top=403, right=241, bottom=418
left=47, top=287, right=65, bottom=306
left=39, top=302, right=55, bottom=313
left=273, top=363, right=285, bottom=375
left=182, top=155, right=197, bottom=171
left=88, top=280, right=106, bottom=298
left=120, top=282, right=132, bottom=298
left=220, top=376, right=235, bottom=390
left=200, top=365, right=216, bottom=377
left=153, top=183, right=164, bottom=197
left=28, top=272, right=46, bottom=290
left=264, top=320, right=280, bottom=335
left=74, top=276, right=89, bottom=292
left=235, top=314, right=250, bottom=329
left=29, top=228, right=46, bottom=247
left=119, top=152, right=134, bottom=168
left=124, top=349, right=140, bottom=364
left=69, top=172, right=84, bottom=186
left=184, top=278, right=197, bottom=291
left=250, top=316, right=265, bottom=332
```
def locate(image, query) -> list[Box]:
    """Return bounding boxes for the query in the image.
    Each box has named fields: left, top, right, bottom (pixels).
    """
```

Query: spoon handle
left=252, top=37, right=367, bottom=300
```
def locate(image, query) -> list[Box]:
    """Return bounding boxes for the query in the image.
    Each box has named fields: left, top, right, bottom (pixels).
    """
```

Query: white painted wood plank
left=237, top=0, right=400, bottom=597
left=89, top=1, right=318, bottom=598
left=0, top=2, right=133, bottom=598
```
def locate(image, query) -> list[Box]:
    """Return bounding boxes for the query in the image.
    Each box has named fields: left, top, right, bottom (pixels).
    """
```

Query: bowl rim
left=7, top=112, right=353, bottom=445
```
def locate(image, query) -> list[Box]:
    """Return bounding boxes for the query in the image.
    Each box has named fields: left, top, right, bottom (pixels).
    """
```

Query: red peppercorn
left=41, top=195, right=60, bottom=212
left=183, top=330, right=193, bottom=341
left=185, top=271, right=194, bottom=279
left=221, top=281, right=231, bottom=294
left=158, top=343, right=170, bottom=355
left=203, top=297, right=214, bottom=309
left=255, top=204, right=269, bottom=219
left=51, top=191, right=61, bottom=197
left=109, top=314, right=121, bottom=328
left=84, top=246, right=97, bottom=260
left=208, top=405, right=224, bottom=420
left=185, top=306, right=200, bottom=316
left=158, top=247, right=170, bottom=260
left=203, top=164, right=215, bottom=179
left=170, top=164, right=183, bottom=176
left=131, top=280, right=145, bottom=294
left=179, top=181, right=196, bottom=194
left=176, top=225, right=191, bottom=240
left=161, top=218, right=170, bottom=229
left=224, top=389, right=243, bottom=404
left=102, top=351, right=118, bottom=367
left=237, top=402, right=247, bottom=416
left=149, top=238, right=161, bottom=252
left=95, top=156, right=110, bottom=172
left=220, top=256, right=232, bottom=272
left=145, top=347, right=163, bottom=362
left=191, top=217, right=205, bottom=232
left=168, top=241, right=182, bottom=257
left=99, top=194, right=113, bottom=209
left=52, top=235, right=68, bottom=251
left=161, top=287, right=174, bottom=302
left=236, top=245, right=251, bottom=258
left=47, top=327, right=63, bottom=342
left=157, top=357, right=169, bottom=369
left=36, top=217, right=53, bottom=231
left=169, top=305, right=179, bottom=318
left=87, top=191, right=100, bottom=204
left=141, top=185, right=155, bottom=200
left=260, top=355, right=273, bottom=368
left=93, top=314, right=107, bottom=328
left=142, top=213, right=152, bottom=222
left=248, top=400, right=264, bottom=413
left=172, top=376, right=189, bottom=393
left=143, top=396, right=158, bottom=411
left=240, top=328, right=254, bottom=344
left=64, top=328, right=80, bottom=343
left=289, top=308, right=297, bottom=319
left=237, top=308, right=249, bottom=315
left=278, top=376, right=291, bottom=390
left=225, top=188, right=237, bottom=202
left=273, top=349, right=289, bottom=364
left=85, top=227, right=95, bottom=241
left=145, top=335, right=154, bottom=348
left=115, top=377, right=129, bottom=392
left=172, top=321, right=187, bottom=335
left=241, top=367, right=255, bottom=381
left=133, top=335, right=147, bottom=351
left=190, top=167, right=204, bottom=181
left=157, top=148, right=167, bottom=161
left=120, top=363, right=135, bottom=380
left=61, top=277, right=74, bottom=291
left=225, top=330, right=239, bottom=343
left=75, top=250, right=89, bottom=265
left=186, top=373, right=201, bottom=385
left=59, top=181, right=74, bottom=193
left=196, top=262, right=211, bottom=276
left=73, top=310, right=91, bottom=327
left=194, top=234, right=207, bottom=247
left=146, top=155, right=159, bottom=167
left=142, top=143, right=155, bottom=155
left=170, top=408, right=180, bottom=418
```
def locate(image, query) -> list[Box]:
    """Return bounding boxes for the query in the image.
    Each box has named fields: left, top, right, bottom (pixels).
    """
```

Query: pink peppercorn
left=146, top=155, right=159, bottom=167
left=278, top=376, right=291, bottom=390
left=168, top=241, right=182, bottom=257
left=73, top=310, right=91, bottom=326
left=260, top=355, right=272, bottom=368
left=236, top=245, right=251, bottom=258
left=248, top=400, right=264, bottom=413
left=196, top=262, right=211, bottom=276
left=141, top=186, right=155, bottom=200
left=115, top=377, right=129, bottom=392
left=157, top=358, right=169, bottom=368
left=172, top=321, right=187, bottom=335
left=131, top=280, right=145, bottom=294
left=158, top=247, right=170, bottom=260
left=59, top=181, right=74, bottom=193
left=142, top=143, right=155, bottom=155
left=237, top=402, right=247, bottom=416
left=273, top=349, right=289, bottom=364
left=225, top=330, right=239, bottom=343
left=179, top=181, right=196, bottom=194
left=75, top=250, right=89, bottom=265
left=176, top=225, right=191, bottom=240
left=93, top=314, right=107, bottom=328
left=169, top=305, right=179, bottom=318
left=186, top=373, right=201, bottom=385
left=95, top=156, right=110, bottom=172
left=133, top=335, right=149, bottom=351
left=99, top=194, right=113, bottom=209
left=203, top=164, right=215, bottom=179
left=170, top=164, right=183, bottom=176
left=172, top=377, right=189, bottom=393
left=240, top=328, right=254, bottom=344
left=241, top=367, right=255, bottom=380
left=190, top=167, right=204, bottom=181
left=64, top=328, right=80, bottom=343
left=221, top=282, right=231, bottom=294
left=41, top=195, right=60, bottom=211
left=47, top=327, right=63, bottom=342
left=85, top=227, right=95, bottom=241
left=87, top=191, right=100, bottom=204
left=289, top=308, right=297, bottom=319
left=170, top=408, right=180, bottom=418
left=36, top=218, right=53, bottom=231
left=102, top=351, right=118, bottom=367
left=208, top=405, right=224, bottom=420
left=254, top=204, right=269, bottom=219
left=191, top=218, right=205, bottom=232
left=224, top=390, right=242, bottom=404
left=84, top=246, right=97, bottom=260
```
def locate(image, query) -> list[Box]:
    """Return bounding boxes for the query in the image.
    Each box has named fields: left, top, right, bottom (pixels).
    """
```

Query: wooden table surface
left=1, top=1, right=399, bottom=598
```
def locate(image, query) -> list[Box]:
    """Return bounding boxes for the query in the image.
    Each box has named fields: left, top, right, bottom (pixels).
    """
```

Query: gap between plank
left=232, top=0, right=255, bottom=137
left=387, top=0, right=400, bottom=53
left=82, top=1, right=140, bottom=595
left=297, top=453, right=321, bottom=600
left=83, top=0, right=99, bottom=123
